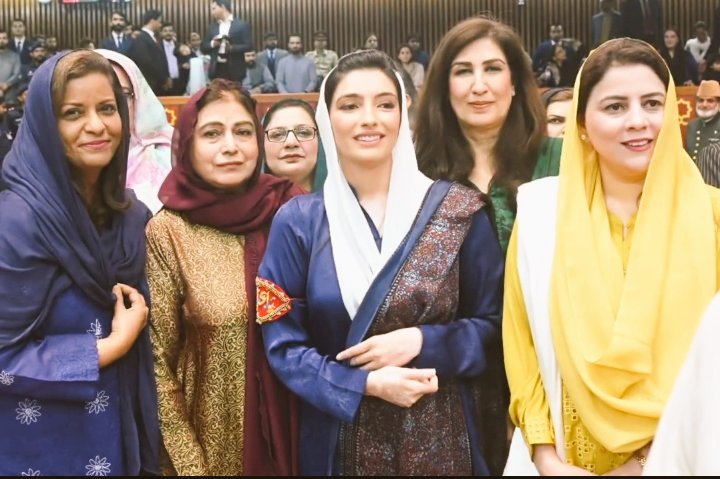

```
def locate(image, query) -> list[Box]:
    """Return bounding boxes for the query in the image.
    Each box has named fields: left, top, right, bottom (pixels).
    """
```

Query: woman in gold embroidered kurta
left=146, top=80, right=301, bottom=475
left=147, top=217, right=249, bottom=475
left=503, top=38, right=720, bottom=475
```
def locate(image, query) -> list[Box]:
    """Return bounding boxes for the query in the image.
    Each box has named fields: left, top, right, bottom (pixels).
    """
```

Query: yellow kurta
left=146, top=209, right=248, bottom=476
left=504, top=188, right=720, bottom=474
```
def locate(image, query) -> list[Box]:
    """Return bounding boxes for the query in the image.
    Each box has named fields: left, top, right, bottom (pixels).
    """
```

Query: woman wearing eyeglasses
left=262, top=99, right=327, bottom=192
left=96, top=49, right=173, bottom=214
left=146, top=79, right=303, bottom=475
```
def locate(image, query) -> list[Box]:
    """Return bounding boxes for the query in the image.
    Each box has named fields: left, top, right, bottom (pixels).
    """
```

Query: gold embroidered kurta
left=146, top=209, right=248, bottom=476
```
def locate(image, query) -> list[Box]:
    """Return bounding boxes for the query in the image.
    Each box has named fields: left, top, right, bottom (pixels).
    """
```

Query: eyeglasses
left=265, top=126, right=317, bottom=143
left=121, top=87, right=135, bottom=100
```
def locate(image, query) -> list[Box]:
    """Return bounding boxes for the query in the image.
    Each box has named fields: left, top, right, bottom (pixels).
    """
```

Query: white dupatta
left=315, top=58, right=432, bottom=319
left=504, top=177, right=565, bottom=475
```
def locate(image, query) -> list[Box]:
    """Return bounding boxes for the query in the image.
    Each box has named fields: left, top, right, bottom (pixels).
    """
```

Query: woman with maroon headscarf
left=146, top=79, right=301, bottom=476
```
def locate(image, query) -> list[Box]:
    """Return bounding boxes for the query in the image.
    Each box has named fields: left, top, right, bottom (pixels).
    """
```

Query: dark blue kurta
left=0, top=285, right=124, bottom=476
left=0, top=51, right=158, bottom=477
left=259, top=181, right=504, bottom=475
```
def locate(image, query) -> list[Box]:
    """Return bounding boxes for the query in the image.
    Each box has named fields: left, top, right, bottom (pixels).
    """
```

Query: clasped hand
left=336, top=326, right=423, bottom=370
left=337, top=327, right=438, bottom=408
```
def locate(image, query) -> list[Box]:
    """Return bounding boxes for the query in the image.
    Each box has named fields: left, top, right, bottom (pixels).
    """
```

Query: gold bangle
left=633, top=451, right=647, bottom=468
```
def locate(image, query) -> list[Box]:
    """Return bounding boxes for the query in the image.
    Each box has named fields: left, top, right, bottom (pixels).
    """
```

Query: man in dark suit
left=620, top=0, right=663, bottom=49
left=9, top=18, right=31, bottom=66
left=202, top=0, right=252, bottom=83
left=99, top=10, right=134, bottom=55
left=257, top=32, right=288, bottom=79
left=592, top=0, right=623, bottom=48
left=128, top=9, right=171, bottom=96
left=532, top=24, right=574, bottom=74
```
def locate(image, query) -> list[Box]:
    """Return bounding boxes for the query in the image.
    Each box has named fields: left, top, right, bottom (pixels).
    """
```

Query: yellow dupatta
left=551, top=46, right=718, bottom=453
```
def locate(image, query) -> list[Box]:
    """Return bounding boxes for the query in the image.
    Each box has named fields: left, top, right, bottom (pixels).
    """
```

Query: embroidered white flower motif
left=85, top=390, right=110, bottom=415
left=15, top=399, right=41, bottom=425
left=0, top=369, right=14, bottom=386
left=21, top=468, right=40, bottom=476
left=85, top=456, right=111, bottom=476
left=87, top=319, right=103, bottom=339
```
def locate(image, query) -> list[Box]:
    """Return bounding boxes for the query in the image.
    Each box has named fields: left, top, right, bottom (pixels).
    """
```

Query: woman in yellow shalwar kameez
left=503, top=38, right=720, bottom=476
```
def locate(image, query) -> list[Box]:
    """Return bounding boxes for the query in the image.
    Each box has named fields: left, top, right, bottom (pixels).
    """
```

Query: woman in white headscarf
left=97, top=49, right=173, bottom=214
left=256, top=50, right=506, bottom=476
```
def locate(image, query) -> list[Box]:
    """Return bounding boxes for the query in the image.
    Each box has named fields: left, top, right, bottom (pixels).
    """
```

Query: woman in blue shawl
left=0, top=50, right=159, bottom=476
left=257, top=50, right=504, bottom=476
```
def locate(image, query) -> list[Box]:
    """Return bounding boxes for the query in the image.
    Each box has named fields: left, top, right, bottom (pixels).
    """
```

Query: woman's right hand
left=364, top=366, right=438, bottom=408
left=533, top=444, right=597, bottom=476
left=97, top=283, right=149, bottom=368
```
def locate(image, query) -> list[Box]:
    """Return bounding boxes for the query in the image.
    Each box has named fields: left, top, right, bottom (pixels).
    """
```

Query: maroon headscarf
left=158, top=81, right=301, bottom=475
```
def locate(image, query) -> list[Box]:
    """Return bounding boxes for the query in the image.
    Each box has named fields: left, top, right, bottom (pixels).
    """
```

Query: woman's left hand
left=336, top=327, right=423, bottom=370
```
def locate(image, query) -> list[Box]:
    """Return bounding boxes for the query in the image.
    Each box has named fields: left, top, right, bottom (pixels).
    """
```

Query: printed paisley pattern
left=147, top=210, right=248, bottom=476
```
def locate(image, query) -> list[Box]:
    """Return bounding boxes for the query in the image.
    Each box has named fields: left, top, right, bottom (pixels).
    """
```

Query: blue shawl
left=0, top=51, right=159, bottom=475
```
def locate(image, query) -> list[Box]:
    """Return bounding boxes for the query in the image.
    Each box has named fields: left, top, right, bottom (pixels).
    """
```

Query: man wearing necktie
left=257, top=32, right=288, bottom=79
left=100, top=11, right=134, bottom=55
left=9, top=18, right=30, bottom=65
left=202, top=0, right=252, bottom=83
left=268, top=48, right=275, bottom=75
left=128, top=9, right=171, bottom=95
left=620, top=0, right=663, bottom=48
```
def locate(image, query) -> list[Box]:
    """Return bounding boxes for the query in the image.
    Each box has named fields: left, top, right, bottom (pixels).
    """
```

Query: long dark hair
left=51, top=49, right=130, bottom=228
left=414, top=16, right=546, bottom=208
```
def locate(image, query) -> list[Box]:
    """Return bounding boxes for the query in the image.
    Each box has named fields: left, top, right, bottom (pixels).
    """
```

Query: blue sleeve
left=0, top=193, right=99, bottom=401
left=0, top=334, right=99, bottom=401
left=412, top=208, right=504, bottom=378
left=259, top=200, right=369, bottom=423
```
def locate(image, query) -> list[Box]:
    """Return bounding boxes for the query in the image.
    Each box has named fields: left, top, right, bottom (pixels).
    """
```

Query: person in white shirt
left=202, top=0, right=252, bottom=83
left=686, top=20, right=712, bottom=74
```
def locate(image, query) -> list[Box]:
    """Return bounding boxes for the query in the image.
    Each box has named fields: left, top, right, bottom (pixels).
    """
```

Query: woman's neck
left=290, top=171, right=314, bottom=193
left=462, top=125, right=499, bottom=192
left=599, top=164, right=645, bottom=225
left=341, top=156, right=392, bottom=233
left=72, top=167, right=101, bottom=206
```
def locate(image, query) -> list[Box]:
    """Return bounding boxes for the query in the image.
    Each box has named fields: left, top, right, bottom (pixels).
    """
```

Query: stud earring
left=580, top=133, right=588, bottom=141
